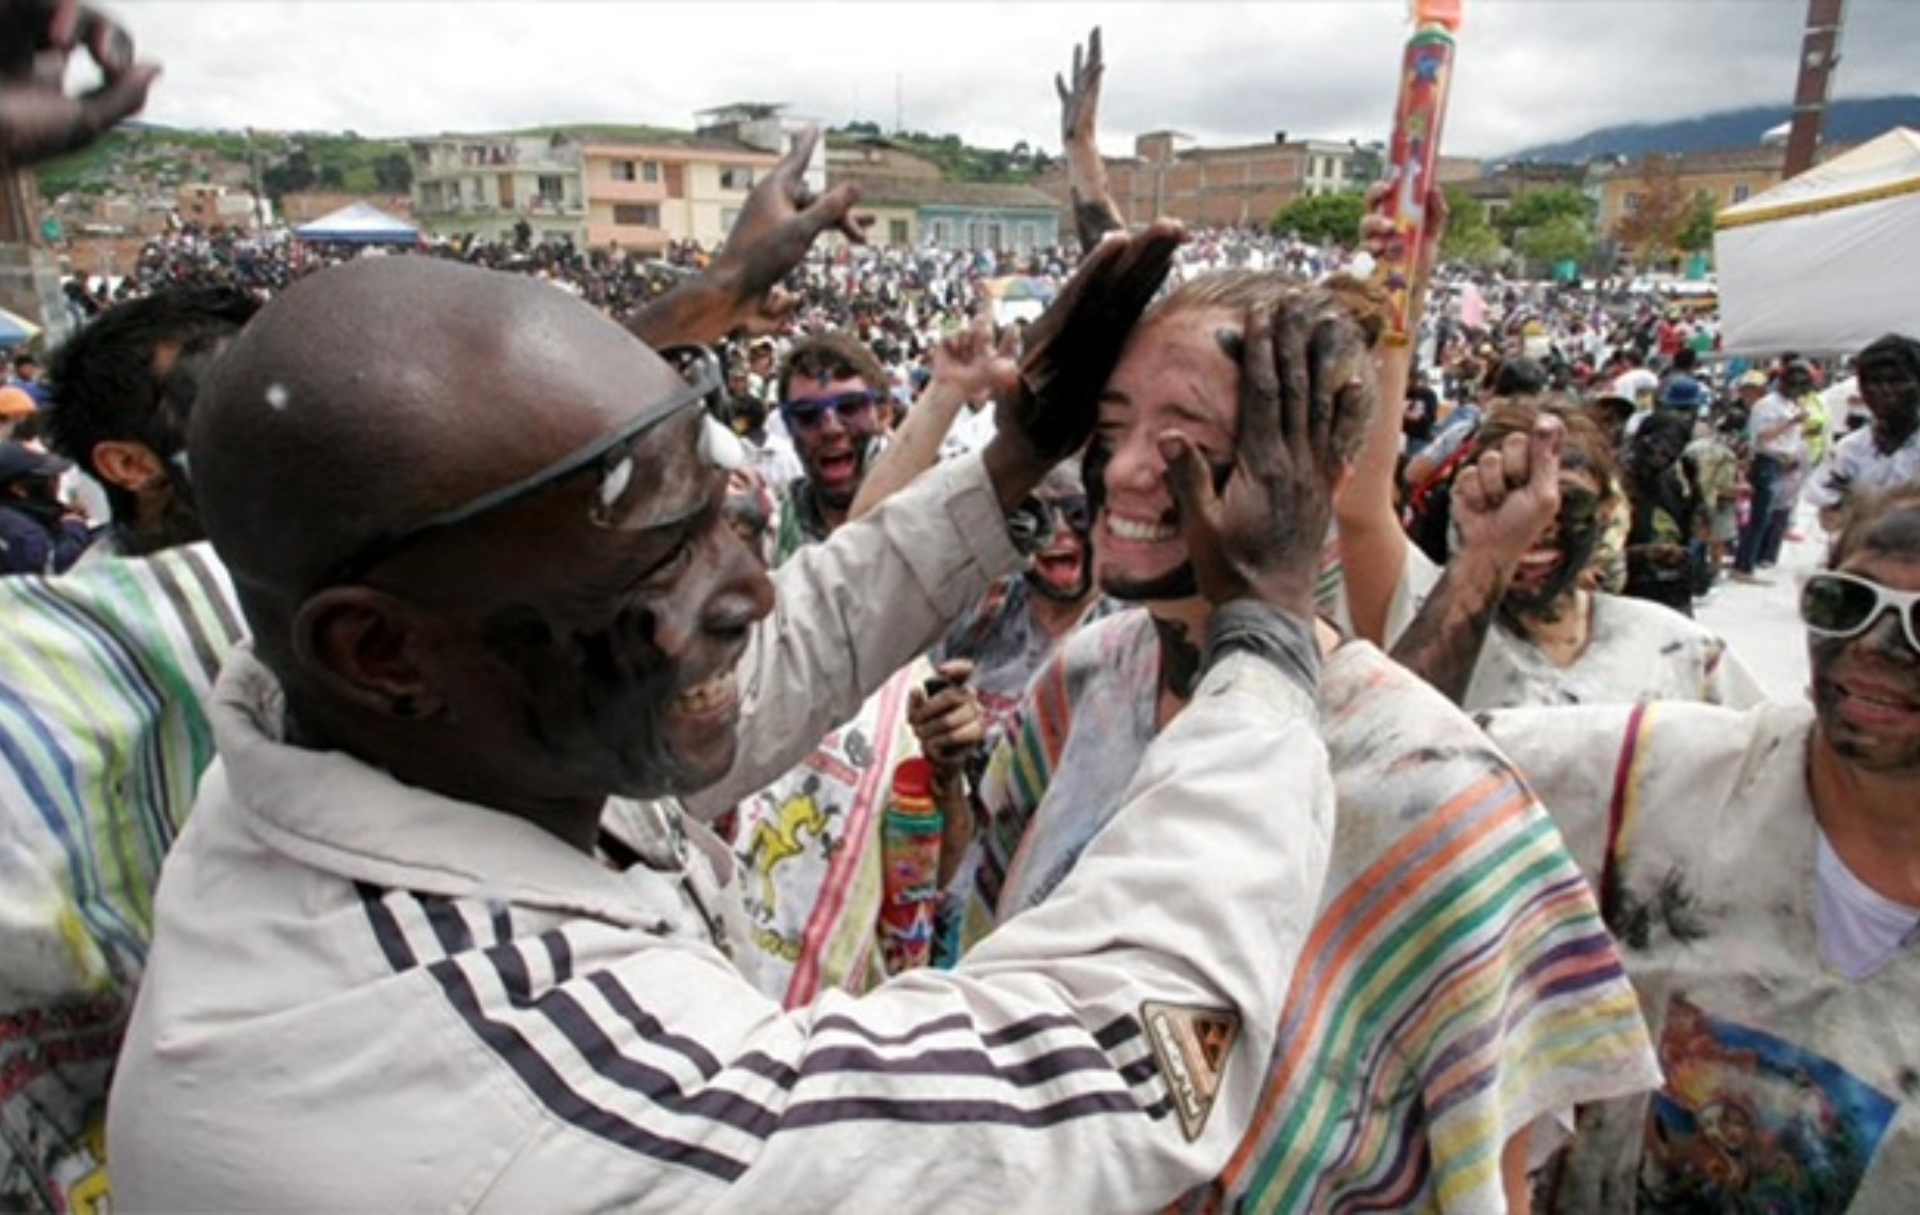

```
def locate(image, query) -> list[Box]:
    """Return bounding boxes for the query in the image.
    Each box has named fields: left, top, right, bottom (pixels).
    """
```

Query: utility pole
left=1782, top=0, right=1847, bottom=181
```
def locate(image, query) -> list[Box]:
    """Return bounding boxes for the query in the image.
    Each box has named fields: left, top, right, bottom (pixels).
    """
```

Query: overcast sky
left=105, top=1, right=1920, bottom=158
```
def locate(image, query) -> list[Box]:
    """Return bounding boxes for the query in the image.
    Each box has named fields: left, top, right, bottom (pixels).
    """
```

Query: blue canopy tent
left=294, top=202, right=418, bottom=246
left=0, top=306, right=41, bottom=347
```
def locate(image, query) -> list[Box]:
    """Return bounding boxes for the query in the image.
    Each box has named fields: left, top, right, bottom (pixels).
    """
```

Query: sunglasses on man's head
left=781, top=390, right=879, bottom=430
left=1800, top=571, right=1920, bottom=653
left=318, top=345, right=732, bottom=588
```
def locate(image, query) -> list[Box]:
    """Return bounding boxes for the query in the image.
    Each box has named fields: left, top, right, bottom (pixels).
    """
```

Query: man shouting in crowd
left=105, top=129, right=1352, bottom=1213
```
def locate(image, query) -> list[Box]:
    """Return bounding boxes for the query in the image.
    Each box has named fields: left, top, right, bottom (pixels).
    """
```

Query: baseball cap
left=0, top=386, right=35, bottom=420
left=1737, top=370, right=1769, bottom=390
left=0, top=441, right=71, bottom=485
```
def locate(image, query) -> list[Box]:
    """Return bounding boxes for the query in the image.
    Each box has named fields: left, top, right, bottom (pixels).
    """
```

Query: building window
left=613, top=203, right=661, bottom=227
left=720, top=167, right=755, bottom=191
left=888, top=218, right=910, bottom=245
left=642, top=161, right=660, bottom=183
left=538, top=175, right=565, bottom=202
left=1732, top=183, right=1751, bottom=203
left=1624, top=192, right=1644, bottom=214
left=612, top=160, right=636, bottom=182
left=932, top=219, right=951, bottom=246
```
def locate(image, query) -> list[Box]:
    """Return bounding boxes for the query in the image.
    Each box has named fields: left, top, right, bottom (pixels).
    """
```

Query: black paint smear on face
left=481, top=599, right=699, bottom=799
left=1501, top=487, right=1602, bottom=626
left=1153, top=615, right=1202, bottom=700
left=1083, top=432, right=1235, bottom=604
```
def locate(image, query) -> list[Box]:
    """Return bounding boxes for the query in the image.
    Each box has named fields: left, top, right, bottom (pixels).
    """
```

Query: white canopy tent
left=293, top=202, right=418, bottom=246
left=1714, top=127, right=1920, bottom=357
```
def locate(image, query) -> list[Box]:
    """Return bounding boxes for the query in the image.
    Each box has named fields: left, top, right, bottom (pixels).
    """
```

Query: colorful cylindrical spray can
left=1375, top=0, right=1464, bottom=344
left=880, top=758, right=943, bottom=974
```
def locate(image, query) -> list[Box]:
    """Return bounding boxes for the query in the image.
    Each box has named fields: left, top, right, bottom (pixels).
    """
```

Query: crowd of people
left=3, top=4, right=1920, bottom=1213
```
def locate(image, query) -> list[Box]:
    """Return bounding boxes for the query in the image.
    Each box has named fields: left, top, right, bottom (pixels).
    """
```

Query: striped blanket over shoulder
left=952, top=610, right=1659, bottom=1213
left=0, top=543, right=244, bottom=1214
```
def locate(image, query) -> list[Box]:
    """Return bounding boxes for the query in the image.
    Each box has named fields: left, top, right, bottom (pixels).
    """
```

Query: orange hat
left=0, top=386, right=37, bottom=420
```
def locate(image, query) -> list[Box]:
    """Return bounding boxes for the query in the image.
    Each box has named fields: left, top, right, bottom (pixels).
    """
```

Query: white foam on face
left=265, top=383, right=289, bottom=412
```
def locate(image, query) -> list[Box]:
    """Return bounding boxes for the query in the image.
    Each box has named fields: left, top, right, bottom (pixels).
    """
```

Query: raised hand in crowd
left=1054, top=26, right=1125, bottom=251
left=1162, top=295, right=1376, bottom=619
left=0, top=0, right=159, bottom=167
left=929, top=313, right=1019, bottom=405
left=1389, top=415, right=1564, bottom=703
left=1336, top=180, right=1452, bottom=643
left=846, top=314, right=1018, bottom=520
left=626, top=125, right=869, bottom=347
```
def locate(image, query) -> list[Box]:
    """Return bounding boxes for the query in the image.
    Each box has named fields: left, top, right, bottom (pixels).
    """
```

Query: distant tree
left=1270, top=191, right=1366, bottom=246
left=842, top=120, right=881, bottom=137
left=1517, top=213, right=1593, bottom=268
left=1677, top=191, right=1717, bottom=253
left=1613, top=154, right=1690, bottom=266
left=372, top=152, right=413, bottom=192
left=260, top=147, right=316, bottom=202
left=1439, top=186, right=1504, bottom=266
left=1492, top=186, right=1590, bottom=244
left=1011, top=139, right=1031, bottom=163
left=319, top=164, right=345, bottom=189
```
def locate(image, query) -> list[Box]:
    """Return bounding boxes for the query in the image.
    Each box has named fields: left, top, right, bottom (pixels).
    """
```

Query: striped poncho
left=952, top=610, right=1660, bottom=1213
left=0, top=543, right=244, bottom=1213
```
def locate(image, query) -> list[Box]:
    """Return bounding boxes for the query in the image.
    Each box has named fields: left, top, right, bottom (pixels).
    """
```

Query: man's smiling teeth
left=676, top=671, right=737, bottom=714
left=1109, top=515, right=1177, bottom=542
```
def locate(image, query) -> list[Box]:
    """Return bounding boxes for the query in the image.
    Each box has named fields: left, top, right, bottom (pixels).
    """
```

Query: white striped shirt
left=107, top=456, right=1336, bottom=1212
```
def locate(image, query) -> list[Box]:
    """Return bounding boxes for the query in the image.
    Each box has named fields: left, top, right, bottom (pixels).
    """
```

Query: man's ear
left=90, top=440, right=166, bottom=493
left=292, top=588, right=447, bottom=721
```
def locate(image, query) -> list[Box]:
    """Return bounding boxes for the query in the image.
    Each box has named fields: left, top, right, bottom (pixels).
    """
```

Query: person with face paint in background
left=1621, top=408, right=1701, bottom=618
left=723, top=314, right=1028, bottom=1000
left=1807, top=333, right=1920, bottom=535
left=939, top=31, right=1660, bottom=1214
left=1397, top=480, right=1920, bottom=1214
left=930, top=460, right=1120, bottom=742
left=1366, top=395, right=1761, bottom=711
left=769, top=332, right=889, bottom=564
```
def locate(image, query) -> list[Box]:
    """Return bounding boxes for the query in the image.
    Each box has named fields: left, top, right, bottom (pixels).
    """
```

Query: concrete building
left=408, top=134, right=588, bottom=245
left=828, top=173, right=1059, bottom=251
left=826, top=135, right=943, bottom=180
left=175, top=182, right=264, bottom=232
left=580, top=141, right=780, bottom=252
left=1589, top=147, right=1797, bottom=237
left=1034, top=131, right=1446, bottom=231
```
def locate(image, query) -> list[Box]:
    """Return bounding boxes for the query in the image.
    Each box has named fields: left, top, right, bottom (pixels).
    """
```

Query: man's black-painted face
left=462, top=411, right=773, bottom=803
left=1808, top=510, right=1920, bottom=777
left=1859, top=358, right=1920, bottom=455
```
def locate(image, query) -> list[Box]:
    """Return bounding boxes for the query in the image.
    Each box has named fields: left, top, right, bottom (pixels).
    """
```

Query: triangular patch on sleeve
left=1140, top=1001, right=1241, bottom=1142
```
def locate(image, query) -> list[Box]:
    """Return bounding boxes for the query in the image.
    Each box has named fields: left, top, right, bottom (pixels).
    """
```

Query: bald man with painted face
left=105, top=210, right=1354, bottom=1209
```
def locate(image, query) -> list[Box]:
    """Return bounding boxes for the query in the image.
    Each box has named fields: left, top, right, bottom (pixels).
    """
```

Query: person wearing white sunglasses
left=1397, top=482, right=1920, bottom=1211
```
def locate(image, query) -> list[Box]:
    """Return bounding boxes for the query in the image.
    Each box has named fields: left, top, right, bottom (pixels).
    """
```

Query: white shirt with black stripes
left=107, top=454, right=1336, bottom=1213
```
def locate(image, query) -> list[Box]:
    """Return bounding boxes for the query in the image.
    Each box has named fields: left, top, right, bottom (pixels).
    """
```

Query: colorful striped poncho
left=0, top=543, right=244, bottom=1213
left=953, top=610, right=1660, bottom=1213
